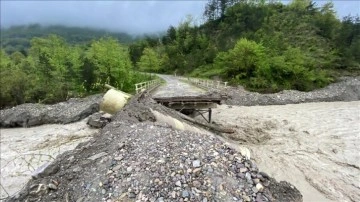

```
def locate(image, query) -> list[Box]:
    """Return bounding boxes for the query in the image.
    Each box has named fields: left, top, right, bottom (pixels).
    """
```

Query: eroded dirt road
left=212, top=101, right=360, bottom=202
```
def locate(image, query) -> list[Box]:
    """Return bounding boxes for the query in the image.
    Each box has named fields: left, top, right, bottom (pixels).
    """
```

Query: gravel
left=212, top=77, right=360, bottom=106
left=0, top=94, right=103, bottom=127
left=6, top=96, right=302, bottom=202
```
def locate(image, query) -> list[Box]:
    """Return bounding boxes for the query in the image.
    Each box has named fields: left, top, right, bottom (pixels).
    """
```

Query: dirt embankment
left=4, top=96, right=302, bottom=202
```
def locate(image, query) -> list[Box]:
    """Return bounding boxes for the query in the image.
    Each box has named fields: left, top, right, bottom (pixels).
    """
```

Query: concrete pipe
left=100, top=89, right=132, bottom=114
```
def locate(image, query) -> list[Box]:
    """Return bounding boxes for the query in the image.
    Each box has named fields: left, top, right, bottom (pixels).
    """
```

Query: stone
left=252, top=186, right=258, bottom=193
left=87, top=112, right=108, bottom=128
left=192, top=180, right=201, bottom=188
left=127, top=166, right=133, bottom=172
left=156, top=197, right=164, bottom=202
left=239, top=167, right=248, bottom=173
left=48, top=183, right=57, bottom=190
left=259, top=172, right=269, bottom=179
left=182, top=190, right=190, bottom=198
left=192, top=160, right=201, bottom=168
left=102, top=189, right=106, bottom=194
left=128, top=192, right=136, bottom=198
left=245, top=172, right=252, bottom=181
left=171, top=191, right=177, bottom=198
left=193, top=168, right=201, bottom=175
left=114, top=155, right=123, bottom=161
left=253, top=178, right=260, bottom=184
left=175, top=181, right=182, bottom=187
left=76, top=197, right=85, bottom=202
left=256, top=183, right=264, bottom=191
left=87, top=152, right=107, bottom=161
left=239, top=147, right=251, bottom=160
left=242, top=195, right=251, bottom=202
left=112, top=165, right=122, bottom=171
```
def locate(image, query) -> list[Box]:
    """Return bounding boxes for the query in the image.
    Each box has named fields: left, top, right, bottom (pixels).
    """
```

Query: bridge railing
left=182, top=77, right=228, bottom=90
left=135, top=79, right=161, bottom=94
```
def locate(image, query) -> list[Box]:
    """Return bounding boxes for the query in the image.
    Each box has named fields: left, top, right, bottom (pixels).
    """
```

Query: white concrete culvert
left=212, top=101, right=360, bottom=202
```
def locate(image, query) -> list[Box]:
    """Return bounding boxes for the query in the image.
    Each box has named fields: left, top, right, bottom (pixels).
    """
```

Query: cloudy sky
left=1, top=0, right=359, bottom=34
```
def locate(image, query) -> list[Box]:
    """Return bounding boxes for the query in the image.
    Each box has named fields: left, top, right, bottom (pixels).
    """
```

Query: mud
left=212, top=102, right=360, bottom=202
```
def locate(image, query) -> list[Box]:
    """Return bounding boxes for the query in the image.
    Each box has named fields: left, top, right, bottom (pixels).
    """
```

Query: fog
left=1, top=0, right=359, bottom=34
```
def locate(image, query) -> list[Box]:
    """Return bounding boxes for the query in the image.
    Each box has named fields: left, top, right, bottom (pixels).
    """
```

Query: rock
left=242, top=195, right=251, bottom=202
left=102, top=189, right=106, bottom=194
left=182, top=190, right=190, bottom=198
left=245, top=172, right=252, bottom=181
left=87, top=112, right=108, bottom=128
left=156, top=197, right=164, bottom=202
left=239, top=168, right=248, bottom=173
left=259, top=172, right=270, bottom=179
left=48, top=183, right=57, bottom=190
left=114, top=155, right=123, bottom=161
left=252, top=186, right=258, bottom=193
left=37, top=163, right=59, bottom=178
left=192, top=180, right=201, bottom=188
left=256, top=183, right=264, bottom=191
left=175, top=181, right=182, bottom=187
left=193, top=168, right=201, bottom=175
left=127, top=166, right=133, bottom=172
left=72, top=166, right=82, bottom=173
left=101, top=113, right=113, bottom=121
left=87, top=152, right=107, bottom=161
left=0, top=94, right=102, bottom=127
left=128, top=192, right=136, bottom=198
left=239, top=147, right=251, bottom=160
left=192, top=160, right=201, bottom=168
left=76, top=197, right=85, bottom=202
left=31, top=162, right=50, bottom=179
left=112, top=165, right=122, bottom=171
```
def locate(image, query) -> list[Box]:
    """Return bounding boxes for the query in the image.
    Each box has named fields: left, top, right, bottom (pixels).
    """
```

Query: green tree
left=86, top=37, right=133, bottom=91
left=137, top=48, right=162, bottom=73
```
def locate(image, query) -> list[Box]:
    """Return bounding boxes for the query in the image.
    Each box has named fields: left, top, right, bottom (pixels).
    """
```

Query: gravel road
left=152, top=75, right=206, bottom=98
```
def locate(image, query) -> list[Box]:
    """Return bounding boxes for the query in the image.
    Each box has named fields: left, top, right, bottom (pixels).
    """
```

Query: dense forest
left=0, top=24, right=135, bottom=55
left=1, top=0, right=359, bottom=108
left=0, top=35, right=152, bottom=108
left=132, top=0, right=360, bottom=92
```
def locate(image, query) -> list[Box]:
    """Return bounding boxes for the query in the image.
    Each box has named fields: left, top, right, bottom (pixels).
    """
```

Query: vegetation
left=0, top=35, right=151, bottom=108
left=130, top=0, right=360, bottom=92
left=0, top=24, right=134, bottom=55
left=1, top=0, right=359, bottom=107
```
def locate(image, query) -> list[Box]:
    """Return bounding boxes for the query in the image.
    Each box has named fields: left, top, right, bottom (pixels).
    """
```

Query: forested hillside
left=0, top=24, right=134, bottom=55
left=131, top=0, right=360, bottom=92
left=0, top=35, right=152, bottom=108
